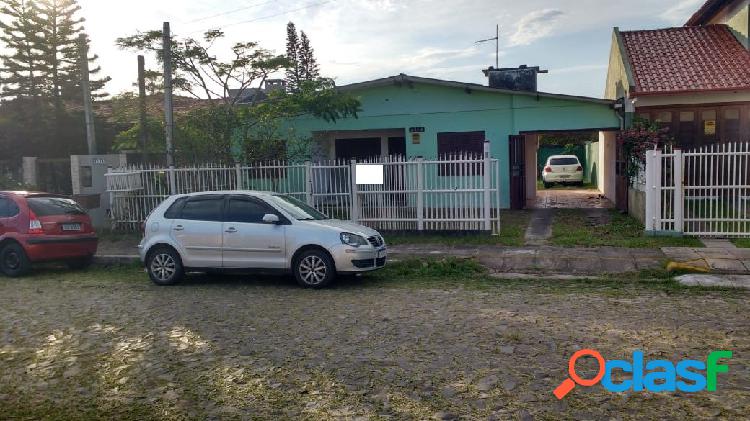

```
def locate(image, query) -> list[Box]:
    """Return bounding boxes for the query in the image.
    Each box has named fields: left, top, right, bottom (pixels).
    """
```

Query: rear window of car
left=27, top=197, right=86, bottom=216
left=549, top=157, right=579, bottom=166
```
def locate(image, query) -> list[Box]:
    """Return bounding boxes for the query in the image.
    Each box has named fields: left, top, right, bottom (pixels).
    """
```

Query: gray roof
left=338, top=74, right=614, bottom=105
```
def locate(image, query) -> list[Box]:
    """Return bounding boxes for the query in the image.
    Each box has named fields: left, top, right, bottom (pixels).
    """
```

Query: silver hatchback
left=138, top=191, right=387, bottom=288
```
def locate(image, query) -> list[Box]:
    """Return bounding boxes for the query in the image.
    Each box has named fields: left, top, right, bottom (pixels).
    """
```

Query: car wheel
left=146, top=246, right=184, bottom=285
left=294, top=249, right=335, bottom=288
left=67, top=255, right=94, bottom=270
left=0, top=242, right=31, bottom=277
left=543, top=182, right=551, bottom=189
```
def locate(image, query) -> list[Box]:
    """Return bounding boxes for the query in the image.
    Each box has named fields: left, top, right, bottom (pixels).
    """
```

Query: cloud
left=660, top=0, right=705, bottom=25
left=508, top=9, right=564, bottom=47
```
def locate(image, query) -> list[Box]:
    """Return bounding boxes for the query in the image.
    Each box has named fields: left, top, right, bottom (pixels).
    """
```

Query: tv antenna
left=475, top=24, right=499, bottom=68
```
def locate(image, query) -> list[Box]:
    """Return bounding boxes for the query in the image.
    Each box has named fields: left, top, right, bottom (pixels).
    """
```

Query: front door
left=387, top=137, right=406, bottom=157
left=170, top=195, right=225, bottom=267
left=222, top=196, right=286, bottom=269
left=335, top=138, right=382, bottom=161
left=509, top=135, right=526, bottom=210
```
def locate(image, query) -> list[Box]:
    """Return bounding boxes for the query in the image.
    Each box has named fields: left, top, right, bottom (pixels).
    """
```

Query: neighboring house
left=605, top=0, right=750, bottom=147
left=288, top=68, right=620, bottom=209
left=604, top=0, right=750, bottom=220
left=229, top=79, right=286, bottom=105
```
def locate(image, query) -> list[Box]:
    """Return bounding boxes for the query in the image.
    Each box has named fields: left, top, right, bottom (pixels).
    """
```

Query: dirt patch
left=1, top=268, right=748, bottom=419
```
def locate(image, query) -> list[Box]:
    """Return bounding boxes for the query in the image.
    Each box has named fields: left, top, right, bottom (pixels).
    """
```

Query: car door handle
left=225, top=227, right=237, bottom=233
left=173, top=225, right=184, bottom=231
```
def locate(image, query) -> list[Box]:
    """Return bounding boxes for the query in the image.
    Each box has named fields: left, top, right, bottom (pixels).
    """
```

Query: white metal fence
left=645, top=142, right=750, bottom=237
left=106, top=154, right=502, bottom=232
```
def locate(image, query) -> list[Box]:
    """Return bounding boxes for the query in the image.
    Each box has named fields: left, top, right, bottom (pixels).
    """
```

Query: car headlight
left=340, top=232, right=368, bottom=247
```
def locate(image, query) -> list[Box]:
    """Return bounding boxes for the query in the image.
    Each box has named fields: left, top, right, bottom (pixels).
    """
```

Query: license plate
left=62, top=223, right=81, bottom=231
left=377, top=249, right=386, bottom=258
left=559, top=175, right=570, bottom=179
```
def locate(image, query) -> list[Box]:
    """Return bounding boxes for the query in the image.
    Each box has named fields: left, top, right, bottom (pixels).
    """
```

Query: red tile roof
left=620, top=24, right=750, bottom=96
left=685, top=0, right=726, bottom=26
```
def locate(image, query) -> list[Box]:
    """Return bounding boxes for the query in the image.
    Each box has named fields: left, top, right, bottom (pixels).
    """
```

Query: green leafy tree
left=117, top=29, right=287, bottom=107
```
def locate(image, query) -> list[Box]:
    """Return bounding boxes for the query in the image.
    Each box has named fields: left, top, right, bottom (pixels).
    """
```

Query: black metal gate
left=509, top=135, right=526, bottom=209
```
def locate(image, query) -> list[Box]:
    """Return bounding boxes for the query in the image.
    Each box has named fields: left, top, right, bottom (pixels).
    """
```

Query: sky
left=74, top=0, right=707, bottom=98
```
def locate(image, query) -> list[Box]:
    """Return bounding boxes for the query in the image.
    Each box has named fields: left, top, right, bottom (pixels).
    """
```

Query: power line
left=188, top=0, right=333, bottom=35
left=184, top=0, right=280, bottom=24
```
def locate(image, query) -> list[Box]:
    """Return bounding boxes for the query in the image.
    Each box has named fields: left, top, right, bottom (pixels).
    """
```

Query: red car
left=0, top=191, right=98, bottom=277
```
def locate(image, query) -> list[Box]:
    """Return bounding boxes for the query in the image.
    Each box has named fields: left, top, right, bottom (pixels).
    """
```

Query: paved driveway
left=1, top=267, right=748, bottom=420
left=531, top=188, right=614, bottom=209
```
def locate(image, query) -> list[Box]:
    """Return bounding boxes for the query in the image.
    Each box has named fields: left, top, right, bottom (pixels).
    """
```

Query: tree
left=285, top=23, right=320, bottom=92
left=0, top=0, right=44, bottom=99
left=285, top=22, right=301, bottom=92
left=34, top=0, right=109, bottom=108
left=298, top=30, right=319, bottom=81
left=117, top=29, right=288, bottom=107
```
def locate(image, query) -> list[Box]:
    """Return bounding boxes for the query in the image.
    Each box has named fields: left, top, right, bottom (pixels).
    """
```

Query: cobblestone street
left=1, top=265, right=748, bottom=420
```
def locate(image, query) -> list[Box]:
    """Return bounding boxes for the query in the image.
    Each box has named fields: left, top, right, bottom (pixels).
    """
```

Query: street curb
left=94, top=255, right=140, bottom=266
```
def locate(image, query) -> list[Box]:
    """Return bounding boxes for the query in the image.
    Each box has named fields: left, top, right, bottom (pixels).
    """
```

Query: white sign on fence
left=355, top=164, right=384, bottom=185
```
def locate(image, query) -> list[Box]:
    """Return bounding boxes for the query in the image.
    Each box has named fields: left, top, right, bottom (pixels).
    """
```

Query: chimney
left=482, top=65, right=548, bottom=92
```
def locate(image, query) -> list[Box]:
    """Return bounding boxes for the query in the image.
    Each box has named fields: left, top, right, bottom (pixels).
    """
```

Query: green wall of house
left=286, top=81, right=619, bottom=207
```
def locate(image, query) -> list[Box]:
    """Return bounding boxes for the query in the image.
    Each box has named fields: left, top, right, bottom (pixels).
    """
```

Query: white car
left=542, top=155, right=584, bottom=188
left=138, top=191, right=386, bottom=288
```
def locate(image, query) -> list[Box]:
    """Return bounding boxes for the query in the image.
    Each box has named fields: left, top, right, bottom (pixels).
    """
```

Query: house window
left=678, top=111, right=696, bottom=148
left=654, top=111, right=674, bottom=135
left=436, top=131, right=485, bottom=175
left=723, top=109, right=740, bottom=142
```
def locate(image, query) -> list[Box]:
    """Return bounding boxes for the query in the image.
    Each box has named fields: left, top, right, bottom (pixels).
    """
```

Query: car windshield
left=267, top=195, right=329, bottom=221
left=27, top=196, right=86, bottom=216
left=549, top=157, right=579, bottom=166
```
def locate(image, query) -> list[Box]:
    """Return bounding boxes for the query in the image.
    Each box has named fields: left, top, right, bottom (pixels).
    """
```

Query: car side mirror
left=262, top=213, right=280, bottom=224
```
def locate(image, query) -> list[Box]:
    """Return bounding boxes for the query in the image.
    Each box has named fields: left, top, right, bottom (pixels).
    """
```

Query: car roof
left=174, top=190, right=278, bottom=198
left=547, top=155, right=580, bottom=159
left=0, top=191, right=66, bottom=197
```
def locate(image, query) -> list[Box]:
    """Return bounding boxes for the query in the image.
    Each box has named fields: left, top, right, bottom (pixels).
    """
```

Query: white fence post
left=350, top=159, right=358, bottom=223
left=483, top=140, right=491, bottom=231
left=235, top=163, right=242, bottom=190
left=305, top=160, right=313, bottom=206
left=644, top=149, right=662, bottom=232
left=673, top=149, right=684, bottom=234
left=416, top=158, right=424, bottom=231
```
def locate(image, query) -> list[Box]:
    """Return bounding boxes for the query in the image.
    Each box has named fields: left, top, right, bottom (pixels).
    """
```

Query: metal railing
left=106, top=154, right=502, bottom=232
left=645, top=142, right=750, bottom=237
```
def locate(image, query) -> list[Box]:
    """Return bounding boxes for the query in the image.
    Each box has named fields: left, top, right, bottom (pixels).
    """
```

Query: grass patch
left=367, top=258, right=741, bottom=295
left=732, top=238, right=750, bottom=248
left=385, top=210, right=531, bottom=247
left=550, top=209, right=703, bottom=248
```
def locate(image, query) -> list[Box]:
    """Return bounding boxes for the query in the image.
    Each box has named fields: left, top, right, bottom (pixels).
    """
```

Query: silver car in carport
left=138, top=191, right=387, bottom=288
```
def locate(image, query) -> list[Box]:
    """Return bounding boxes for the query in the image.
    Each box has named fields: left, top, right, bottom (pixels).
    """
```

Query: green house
left=287, top=70, right=621, bottom=209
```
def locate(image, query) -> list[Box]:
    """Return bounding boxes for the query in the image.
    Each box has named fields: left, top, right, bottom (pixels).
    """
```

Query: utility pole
left=79, top=33, right=97, bottom=155
left=162, top=22, right=175, bottom=169
left=475, top=24, right=500, bottom=69
left=162, top=22, right=177, bottom=194
left=137, top=55, right=148, bottom=161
